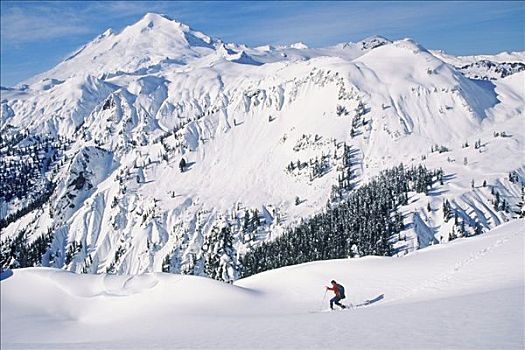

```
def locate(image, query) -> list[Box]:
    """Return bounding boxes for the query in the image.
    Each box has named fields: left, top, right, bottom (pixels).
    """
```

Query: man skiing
left=179, top=157, right=187, bottom=172
left=326, top=280, right=346, bottom=310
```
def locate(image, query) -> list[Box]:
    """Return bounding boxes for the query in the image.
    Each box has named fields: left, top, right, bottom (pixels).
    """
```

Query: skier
left=179, top=157, right=187, bottom=172
left=326, top=280, right=346, bottom=310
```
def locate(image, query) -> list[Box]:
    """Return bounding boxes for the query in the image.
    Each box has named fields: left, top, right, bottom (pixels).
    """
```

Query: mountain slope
left=1, top=13, right=524, bottom=278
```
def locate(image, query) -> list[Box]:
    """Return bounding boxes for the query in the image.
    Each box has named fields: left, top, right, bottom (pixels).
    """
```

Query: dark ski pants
left=330, top=296, right=345, bottom=309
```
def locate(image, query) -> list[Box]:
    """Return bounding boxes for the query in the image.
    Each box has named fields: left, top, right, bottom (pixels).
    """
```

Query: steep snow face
left=1, top=219, right=523, bottom=349
left=53, top=146, right=116, bottom=223
left=1, top=13, right=524, bottom=277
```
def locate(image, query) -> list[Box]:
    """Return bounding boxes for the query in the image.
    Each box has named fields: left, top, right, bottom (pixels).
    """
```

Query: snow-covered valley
left=1, top=219, right=523, bottom=349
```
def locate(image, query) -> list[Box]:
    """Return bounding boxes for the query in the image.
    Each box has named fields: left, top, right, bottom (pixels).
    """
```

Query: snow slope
left=1, top=13, right=524, bottom=278
left=1, top=219, right=523, bottom=349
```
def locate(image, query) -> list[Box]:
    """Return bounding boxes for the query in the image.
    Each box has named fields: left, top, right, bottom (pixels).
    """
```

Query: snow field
left=1, top=219, right=523, bottom=349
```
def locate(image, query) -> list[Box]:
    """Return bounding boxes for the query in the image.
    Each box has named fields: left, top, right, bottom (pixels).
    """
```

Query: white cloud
left=0, top=6, right=92, bottom=45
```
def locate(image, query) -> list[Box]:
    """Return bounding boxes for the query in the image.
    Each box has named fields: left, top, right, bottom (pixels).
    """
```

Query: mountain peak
left=129, top=12, right=186, bottom=32
left=357, top=35, right=391, bottom=50
left=31, top=12, right=217, bottom=83
left=139, top=12, right=177, bottom=25
left=290, top=42, right=309, bottom=49
left=124, top=12, right=214, bottom=48
left=142, top=12, right=171, bottom=20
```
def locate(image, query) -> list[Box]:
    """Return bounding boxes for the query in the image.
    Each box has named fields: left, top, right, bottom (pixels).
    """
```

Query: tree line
left=240, top=164, right=441, bottom=278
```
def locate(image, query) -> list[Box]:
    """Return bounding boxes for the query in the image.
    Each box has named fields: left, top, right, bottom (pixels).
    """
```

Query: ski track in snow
left=390, top=232, right=514, bottom=303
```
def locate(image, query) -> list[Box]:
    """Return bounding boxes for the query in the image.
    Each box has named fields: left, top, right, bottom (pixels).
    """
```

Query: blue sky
left=1, top=1, right=524, bottom=87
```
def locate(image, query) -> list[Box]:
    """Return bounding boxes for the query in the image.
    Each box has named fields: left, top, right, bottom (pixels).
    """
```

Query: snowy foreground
left=1, top=219, right=524, bottom=350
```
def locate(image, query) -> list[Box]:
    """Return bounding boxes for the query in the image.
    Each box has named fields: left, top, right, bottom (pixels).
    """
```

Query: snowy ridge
left=1, top=219, right=523, bottom=349
left=431, top=49, right=525, bottom=66
left=1, top=13, right=524, bottom=278
left=431, top=49, right=525, bottom=80
left=457, top=60, right=525, bottom=80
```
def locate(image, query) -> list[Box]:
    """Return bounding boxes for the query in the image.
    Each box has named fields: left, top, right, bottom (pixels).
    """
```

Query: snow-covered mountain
left=1, top=13, right=524, bottom=279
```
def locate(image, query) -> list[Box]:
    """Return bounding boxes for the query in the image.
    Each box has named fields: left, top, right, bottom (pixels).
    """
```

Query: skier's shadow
left=180, top=162, right=196, bottom=172
left=356, top=294, right=384, bottom=307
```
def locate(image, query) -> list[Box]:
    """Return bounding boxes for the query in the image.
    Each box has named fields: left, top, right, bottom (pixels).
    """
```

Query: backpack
left=337, top=284, right=346, bottom=299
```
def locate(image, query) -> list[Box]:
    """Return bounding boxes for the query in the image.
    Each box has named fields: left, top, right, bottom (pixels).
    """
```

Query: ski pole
left=320, top=288, right=327, bottom=310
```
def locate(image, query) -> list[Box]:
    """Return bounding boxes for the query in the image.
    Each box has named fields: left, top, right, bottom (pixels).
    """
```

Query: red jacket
left=327, top=284, right=341, bottom=297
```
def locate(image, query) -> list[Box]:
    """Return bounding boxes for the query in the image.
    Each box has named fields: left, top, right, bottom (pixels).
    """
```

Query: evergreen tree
left=162, top=254, right=171, bottom=272
left=203, top=224, right=236, bottom=282
left=443, top=199, right=452, bottom=223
